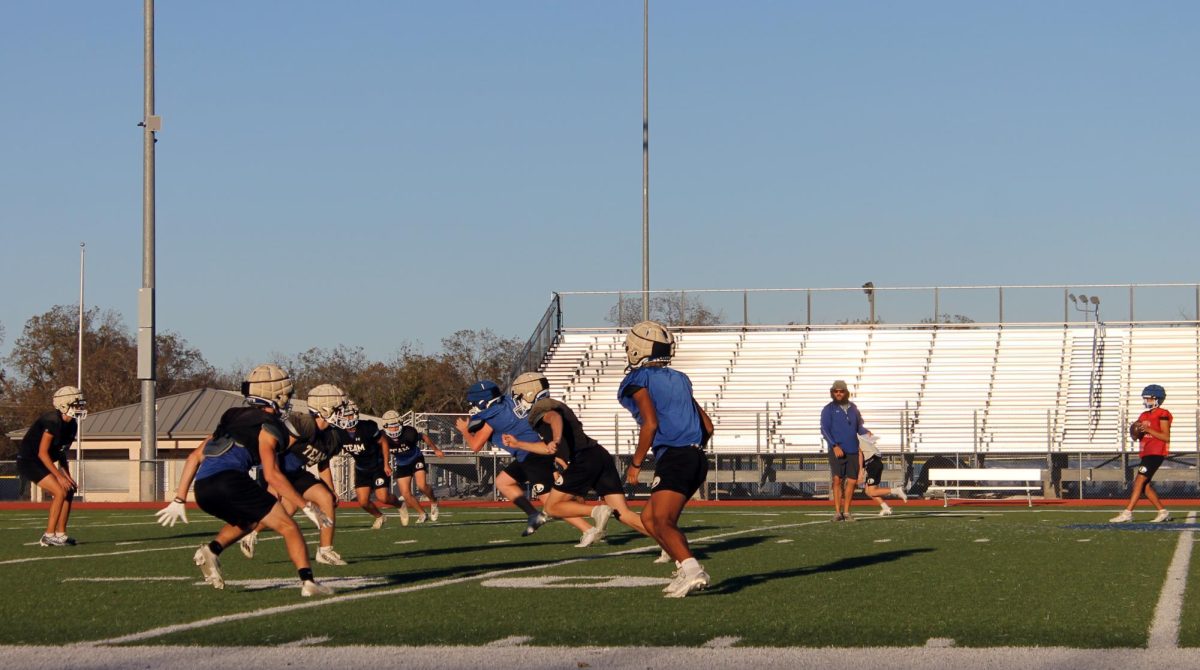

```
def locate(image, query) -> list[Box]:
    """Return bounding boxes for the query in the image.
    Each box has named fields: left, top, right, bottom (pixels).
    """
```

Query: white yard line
left=0, top=544, right=201, bottom=566
left=1147, top=510, right=1196, bottom=649
left=87, top=519, right=826, bottom=646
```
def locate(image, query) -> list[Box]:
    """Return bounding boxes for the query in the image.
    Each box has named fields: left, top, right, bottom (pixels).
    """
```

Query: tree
left=439, top=329, right=522, bottom=387
left=919, top=314, right=977, bottom=328
left=605, top=295, right=725, bottom=328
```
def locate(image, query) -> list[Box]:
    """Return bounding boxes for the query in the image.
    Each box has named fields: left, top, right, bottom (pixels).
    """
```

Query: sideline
left=1148, top=511, right=1196, bottom=649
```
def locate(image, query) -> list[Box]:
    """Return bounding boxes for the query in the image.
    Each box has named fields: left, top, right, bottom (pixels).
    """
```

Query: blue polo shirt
left=618, top=366, right=703, bottom=458
left=820, top=401, right=867, bottom=454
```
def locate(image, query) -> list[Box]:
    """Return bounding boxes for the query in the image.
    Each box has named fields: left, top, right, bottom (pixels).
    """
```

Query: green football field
left=1, top=504, right=1198, bottom=650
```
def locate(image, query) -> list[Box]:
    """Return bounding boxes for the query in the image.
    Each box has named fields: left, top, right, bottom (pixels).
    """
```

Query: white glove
left=302, top=502, right=334, bottom=529
left=155, top=500, right=189, bottom=527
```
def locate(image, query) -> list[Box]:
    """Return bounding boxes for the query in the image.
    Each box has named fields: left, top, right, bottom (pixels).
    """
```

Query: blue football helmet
left=467, top=380, right=502, bottom=415
left=1141, top=384, right=1166, bottom=409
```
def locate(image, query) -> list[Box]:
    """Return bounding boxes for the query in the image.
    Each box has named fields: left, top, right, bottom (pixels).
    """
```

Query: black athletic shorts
left=503, top=454, right=557, bottom=498
left=355, top=467, right=390, bottom=491
left=16, top=457, right=54, bottom=484
left=828, top=452, right=860, bottom=480
left=554, top=447, right=624, bottom=498
left=285, top=468, right=324, bottom=495
left=649, top=445, right=708, bottom=498
left=1137, top=455, right=1165, bottom=480
left=195, top=469, right=278, bottom=528
left=863, top=456, right=884, bottom=486
left=393, top=455, right=427, bottom=479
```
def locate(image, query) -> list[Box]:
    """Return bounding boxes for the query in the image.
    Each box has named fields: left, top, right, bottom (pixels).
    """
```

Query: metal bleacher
left=537, top=325, right=1200, bottom=458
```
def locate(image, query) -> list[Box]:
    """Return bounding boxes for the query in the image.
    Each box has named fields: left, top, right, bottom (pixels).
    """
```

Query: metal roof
left=7, top=388, right=382, bottom=441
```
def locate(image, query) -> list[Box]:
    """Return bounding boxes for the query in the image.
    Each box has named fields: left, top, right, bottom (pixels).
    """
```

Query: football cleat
left=662, top=568, right=681, bottom=592
left=590, top=504, right=613, bottom=539
left=398, top=505, right=409, bottom=527
left=652, top=548, right=672, bottom=564
left=893, top=487, right=909, bottom=503
left=844, top=513, right=856, bottom=523
left=300, top=580, right=334, bottom=597
left=415, top=511, right=427, bottom=524
left=239, top=531, right=258, bottom=559
left=522, top=512, right=549, bottom=537
left=316, top=546, right=347, bottom=566
left=574, top=527, right=603, bottom=548
left=430, top=502, right=440, bottom=522
left=1110, top=510, right=1133, bottom=523
left=39, top=533, right=65, bottom=548
left=664, top=569, right=710, bottom=598
left=879, top=504, right=893, bottom=517
left=194, top=545, right=225, bottom=589
left=371, top=514, right=387, bottom=530
left=1151, top=509, right=1173, bottom=523
left=55, top=533, right=77, bottom=546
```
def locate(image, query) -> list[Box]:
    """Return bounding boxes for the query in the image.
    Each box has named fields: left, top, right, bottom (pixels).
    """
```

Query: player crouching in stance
left=857, top=433, right=907, bottom=516
left=1111, top=384, right=1173, bottom=524
left=455, top=380, right=593, bottom=538
left=505, top=372, right=649, bottom=548
left=239, top=384, right=352, bottom=565
left=156, top=365, right=334, bottom=596
left=620, top=321, right=714, bottom=598
left=381, top=411, right=445, bottom=526
left=18, top=386, right=86, bottom=547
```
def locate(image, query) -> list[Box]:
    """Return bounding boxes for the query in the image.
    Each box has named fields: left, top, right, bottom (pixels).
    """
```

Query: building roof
left=7, top=388, right=383, bottom=441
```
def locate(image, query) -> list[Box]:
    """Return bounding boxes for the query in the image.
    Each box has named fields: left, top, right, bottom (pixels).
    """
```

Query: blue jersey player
left=455, top=380, right=591, bottom=537
left=619, top=321, right=714, bottom=598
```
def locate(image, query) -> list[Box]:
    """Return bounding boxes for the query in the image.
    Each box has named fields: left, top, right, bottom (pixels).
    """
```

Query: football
left=1129, top=421, right=1147, bottom=440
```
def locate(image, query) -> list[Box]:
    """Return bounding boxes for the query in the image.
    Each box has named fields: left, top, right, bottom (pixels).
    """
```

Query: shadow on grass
left=704, top=547, right=936, bottom=595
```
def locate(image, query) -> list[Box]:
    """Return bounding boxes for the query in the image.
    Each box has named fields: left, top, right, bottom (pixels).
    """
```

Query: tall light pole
left=641, top=0, right=650, bottom=322
left=139, top=0, right=160, bottom=501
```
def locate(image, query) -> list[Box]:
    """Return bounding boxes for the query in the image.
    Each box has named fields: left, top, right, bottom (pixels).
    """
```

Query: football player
left=857, top=433, right=907, bottom=516
left=503, top=372, right=649, bottom=548
left=239, top=384, right=352, bottom=565
left=455, top=380, right=593, bottom=538
left=620, top=321, right=714, bottom=598
left=1111, top=384, right=1173, bottom=523
left=17, top=386, right=86, bottom=547
left=381, top=411, right=445, bottom=526
left=155, top=364, right=334, bottom=596
left=340, top=401, right=406, bottom=526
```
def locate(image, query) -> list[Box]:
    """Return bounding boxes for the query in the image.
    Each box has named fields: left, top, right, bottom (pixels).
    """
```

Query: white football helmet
left=510, top=372, right=550, bottom=418
left=306, top=384, right=349, bottom=424
left=242, top=364, right=294, bottom=414
left=53, top=386, right=87, bottom=420
left=381, top=409, right=402, bottom=439
left=625, top=320, right=675, bottom=369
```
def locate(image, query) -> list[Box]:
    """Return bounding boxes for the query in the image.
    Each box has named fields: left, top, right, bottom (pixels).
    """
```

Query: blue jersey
left=618, top=366, right=703, bottom=458
left=469, top=396, right=542, bottom=462
left=196, top=406, right=287, bottom=481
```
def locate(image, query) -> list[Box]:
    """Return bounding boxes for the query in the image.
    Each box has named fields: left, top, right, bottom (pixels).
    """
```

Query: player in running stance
left=381, top=410, right=445, bottom=526
left=504, top=372, right=649, bottom=548
left=1111, top=384, right=1173, bottom=523
left=17, top=386, right=86, bottom=547
left=620, top=321, right=714, bottom=598
left=155, top=364, right=334, bottom=596
left=857, top=433, right=907, bottom=516
left=455, top=380, right=595, bottom=539
left=239, top=384, right=353, bottom=564
left=340, top=401, right=406, bottom=527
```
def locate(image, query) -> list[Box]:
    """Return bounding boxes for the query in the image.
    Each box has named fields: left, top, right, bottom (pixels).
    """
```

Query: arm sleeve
left=820, top=406, right=835, bottom=446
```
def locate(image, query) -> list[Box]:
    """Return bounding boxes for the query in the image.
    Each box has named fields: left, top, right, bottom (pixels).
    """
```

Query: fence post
left=743, top=289, right=748, bottom=326
left=618, top=290, right=623, bottom=327
left=933, top=287, right=940, bottom=324
left=806, top=289, right=812, bottom=326
left=998, top=286, right=1004, bottom=324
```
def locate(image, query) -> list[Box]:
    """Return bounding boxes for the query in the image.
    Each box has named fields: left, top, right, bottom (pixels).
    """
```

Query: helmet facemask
left=53, top=386, right=87, bottom=420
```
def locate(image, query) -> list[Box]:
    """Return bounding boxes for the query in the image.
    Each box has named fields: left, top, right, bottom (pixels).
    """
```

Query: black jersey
left=18, top=410, right=77, bottom=463
left=387, top=426, right=425, bottom=466
left=528, top=398, right=600, bottom=462
left=284, top=412, right=344, bottom=469
left=195, top=406, right=292, bottom=480
left=340, top=419, right=384, bottom=471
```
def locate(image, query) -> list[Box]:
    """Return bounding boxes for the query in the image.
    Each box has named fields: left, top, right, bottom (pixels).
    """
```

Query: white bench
left=926, top=468, right=1043, bottom=507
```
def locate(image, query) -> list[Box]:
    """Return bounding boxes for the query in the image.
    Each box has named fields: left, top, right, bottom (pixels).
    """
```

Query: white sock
left=54, top=533, right=67, bottom=539
left=680, top=557, right=701, bottom=574
left=319, top=545, right=332, bottom=551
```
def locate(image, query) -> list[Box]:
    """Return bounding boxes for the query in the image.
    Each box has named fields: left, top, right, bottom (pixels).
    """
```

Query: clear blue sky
left=2, top=1, right=1198, bottom=369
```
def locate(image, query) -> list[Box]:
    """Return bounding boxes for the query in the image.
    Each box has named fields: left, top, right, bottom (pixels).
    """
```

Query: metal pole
left=139, top=0, right=159, bottom=502
left=933, top=287, right=939, bottom=324
left=76, top=243, right=85, bottom=497
left=743, top=289, right=748, bottom=326
left=1129, top=285, right=1134, bottom=323
left=998, top=286, right=1004, bottom=324
left=641, top=0, right=649, bottom=322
